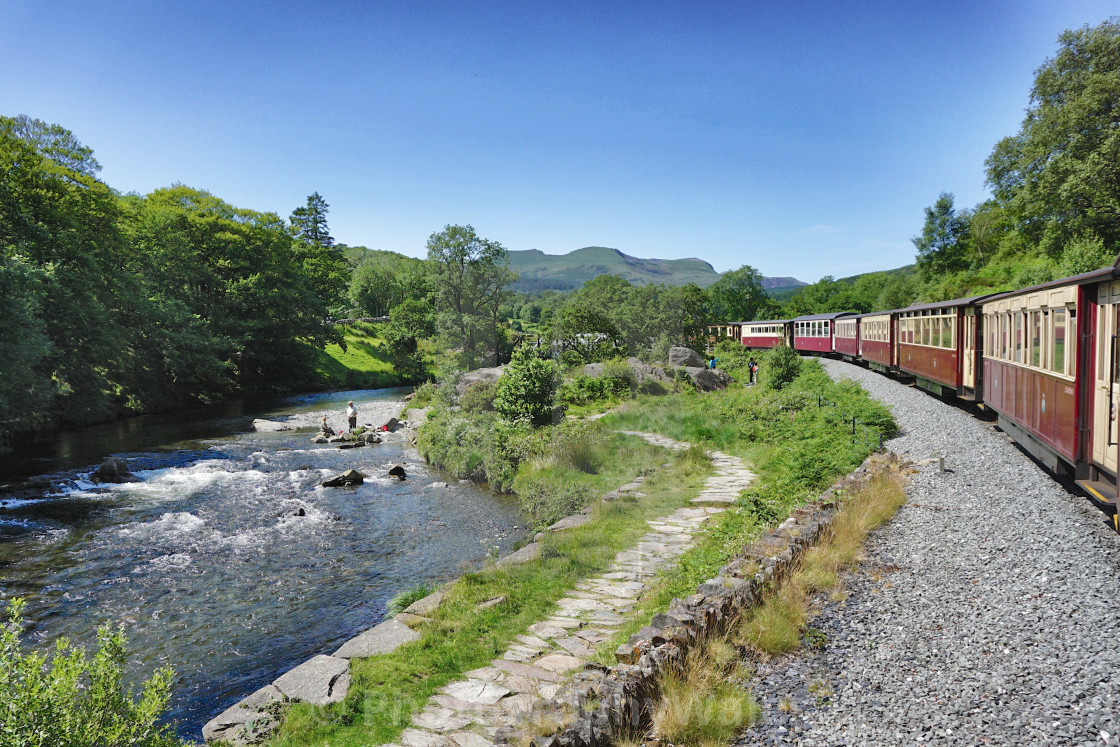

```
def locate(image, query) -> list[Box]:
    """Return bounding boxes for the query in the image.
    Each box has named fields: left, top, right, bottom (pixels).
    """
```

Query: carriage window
left=919, top=319, right=928, bottom=346
left=1030, top=311, right=1042, bottom=368
left=1013, top=313, right=1023, bottom=362
left=1052, top=309, right=1066, bottom=375
left=1002, top=314, right=1009, bottom=359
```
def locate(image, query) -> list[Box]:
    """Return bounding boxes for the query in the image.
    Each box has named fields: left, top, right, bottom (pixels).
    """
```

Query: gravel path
left=734, top=359, right=1120, bottom=747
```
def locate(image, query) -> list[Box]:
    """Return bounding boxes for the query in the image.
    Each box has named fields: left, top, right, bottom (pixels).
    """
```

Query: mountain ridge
left=508, top=246, right=805, bottom=293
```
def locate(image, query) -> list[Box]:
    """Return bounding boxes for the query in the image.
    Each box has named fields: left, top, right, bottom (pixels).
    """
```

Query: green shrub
left=415, top=411, right=533, bottom=492
left=494, top=345, right=560, bottom=426
left=410, top=380, right=440, bottom=408
left=760, top=341, right=800, bottom=390
left=459, top=380, right=497, bottom=413
left=0, top=598, right=186, bottom=747
left=512, top=464, right=594, bottom=525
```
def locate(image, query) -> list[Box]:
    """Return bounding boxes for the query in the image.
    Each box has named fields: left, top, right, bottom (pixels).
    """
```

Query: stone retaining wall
left=519, top=454, right=884, bottom=747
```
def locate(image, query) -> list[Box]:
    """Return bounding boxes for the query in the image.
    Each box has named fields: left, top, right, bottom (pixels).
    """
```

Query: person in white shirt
left=346, top=401, right=357, bottom=431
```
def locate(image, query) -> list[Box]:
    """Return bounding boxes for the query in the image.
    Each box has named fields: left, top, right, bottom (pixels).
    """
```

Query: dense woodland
left=2, top=18, right=1117, bottom=448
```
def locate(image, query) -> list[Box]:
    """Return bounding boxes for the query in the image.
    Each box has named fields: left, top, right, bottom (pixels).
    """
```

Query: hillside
left=509, top=246, right=805, bottom=293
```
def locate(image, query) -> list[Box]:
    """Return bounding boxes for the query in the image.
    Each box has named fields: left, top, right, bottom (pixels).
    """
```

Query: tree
left=913, top=193, right=971, bottom=279
left=0, top=114, right=101, bottom=175
left=985, top=18, right=1120, bottom=255
left=289, top=191, right=334, bottom=248
left=493, top=344, right=560, bottom=426
left=707, top=265, right=770, bottom=322
left=548, top=305, right=626, bottom=363
left=426, top=224, right=517, bottom=369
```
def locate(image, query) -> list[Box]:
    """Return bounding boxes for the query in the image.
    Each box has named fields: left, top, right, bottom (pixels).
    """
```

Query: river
left=0, top=388, right=528, bottom=741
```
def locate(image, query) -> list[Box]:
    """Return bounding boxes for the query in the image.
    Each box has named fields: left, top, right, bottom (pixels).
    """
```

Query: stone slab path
left=392, top=432, right=757, bottom=747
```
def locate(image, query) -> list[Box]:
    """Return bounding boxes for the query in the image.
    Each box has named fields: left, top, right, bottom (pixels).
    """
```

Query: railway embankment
left=735, top=359, right=1120, bottom=747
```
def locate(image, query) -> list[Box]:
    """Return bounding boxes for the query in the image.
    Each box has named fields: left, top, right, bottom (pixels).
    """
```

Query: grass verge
left=737, top=456, right=909, bottom=656
left=263, top=438, right=712, bottom=747
left=628, top=457, right=908, bottom=746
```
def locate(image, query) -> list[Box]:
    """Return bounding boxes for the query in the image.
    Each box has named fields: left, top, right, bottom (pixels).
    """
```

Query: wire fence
left=816, top=394, right=887, bottom=451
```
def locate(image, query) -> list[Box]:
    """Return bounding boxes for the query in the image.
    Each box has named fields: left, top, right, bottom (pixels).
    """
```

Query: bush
left=415, top=411, right=533, bottom=492
left=0, top=598, right=185, bottom=747
left=494, top=345, right=560, bottom=426
left=512, top=464, right=594, bottom=525
left=459, top=380, right=497, bottom=413
left=760, top=342, right=801, bottom=390
left=409, top=380, right=439, bottom=408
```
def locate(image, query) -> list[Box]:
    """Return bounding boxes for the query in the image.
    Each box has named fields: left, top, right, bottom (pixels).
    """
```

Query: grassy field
left=311, top=322, right=411, bottom=389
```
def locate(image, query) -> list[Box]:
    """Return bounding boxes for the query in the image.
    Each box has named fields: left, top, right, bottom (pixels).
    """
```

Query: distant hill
left=762, top=276, right=806, bottom=290
left=508, top=246, right=805, bottom=294
left=508, top=247, right=719, bottom=291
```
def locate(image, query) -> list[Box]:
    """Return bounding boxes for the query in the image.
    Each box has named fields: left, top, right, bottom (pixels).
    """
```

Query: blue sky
left=2, top=1, right=1116, bottom=282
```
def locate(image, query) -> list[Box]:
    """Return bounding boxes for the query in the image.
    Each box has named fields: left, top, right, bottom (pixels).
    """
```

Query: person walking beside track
left=346, top=400, right=357, bottom=431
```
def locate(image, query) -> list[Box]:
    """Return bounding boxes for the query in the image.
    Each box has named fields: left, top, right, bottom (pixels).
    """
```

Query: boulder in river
left=322, top=470, right=366, bottom=488
left=92, top=457, right=134, bottom=484
left=360, top=431, right=382, bottom=444
left=338, top=441, right=366, bottom=450
left=388, top=464, right=407, bottom=480
left=310, top=435, right=328, bottom=444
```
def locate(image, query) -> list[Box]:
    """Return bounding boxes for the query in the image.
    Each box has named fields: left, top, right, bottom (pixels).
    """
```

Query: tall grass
left=650, top=636, right=760, bottom=747
left=738, top=461, right=908, bottom=657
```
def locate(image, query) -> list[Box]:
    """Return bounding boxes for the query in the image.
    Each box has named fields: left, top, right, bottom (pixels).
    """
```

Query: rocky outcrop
left=581, top=358, right=671, bottom=383
left=668, top=346, right=704, bottom=368
left=456, top=367, right=505, bottom=396
left=91, top=457, right=134, bottom=484
left=683, top=366, right=733, bottom=391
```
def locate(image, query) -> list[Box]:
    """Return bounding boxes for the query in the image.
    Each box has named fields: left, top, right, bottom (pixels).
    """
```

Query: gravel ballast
left=735, top=359, right=1120, bottom=747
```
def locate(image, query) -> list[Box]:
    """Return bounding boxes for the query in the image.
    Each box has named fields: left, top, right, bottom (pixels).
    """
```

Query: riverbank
left=240, top=358, right=894, bottom=747
left=0, top=386, right=523, bottom=742
left=0, top=322, right=420, bottom=464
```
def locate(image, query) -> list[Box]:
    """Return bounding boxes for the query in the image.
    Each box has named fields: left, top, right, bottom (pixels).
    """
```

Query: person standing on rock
left=346, top=401, right=357, bottom=432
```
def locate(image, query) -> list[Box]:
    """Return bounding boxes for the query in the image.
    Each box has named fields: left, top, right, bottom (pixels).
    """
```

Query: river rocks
left=252, top=418, right=293, bottom=432
left=272, top=654, right=351, bottom=706
left=403, top=587, right=447, bottom=616
left=310, top=434, right=329, bottom=444
left=334, top=619, right=421, bottom=658
left=201, top=684, right=287, bottom=746
left=388, top=464, right=407, bottom=480
left=495, top=542, right=540, bottom=568
left=322, top=469, right=366, bottom=487
left=431, top=481, right=449, bottom=489
left=360, top=431, right=382, bottom=444
left=668, top=346, right=704, bottom=368
left=91, top=457, right=134, bottom=483
left=338, top=441, right=366, bottom=450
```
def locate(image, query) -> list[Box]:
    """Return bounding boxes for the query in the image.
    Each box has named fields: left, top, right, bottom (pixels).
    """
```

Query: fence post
left=851, top=416, right=856, bottom=434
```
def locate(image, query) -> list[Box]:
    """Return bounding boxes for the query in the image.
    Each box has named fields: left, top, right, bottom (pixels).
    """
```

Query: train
left=708, top=264, right=1120, bottom=527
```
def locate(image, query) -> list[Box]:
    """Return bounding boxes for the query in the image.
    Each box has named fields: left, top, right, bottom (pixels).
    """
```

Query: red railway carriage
left=980, top=267, right=1120, bottom=512
left=833, top=317, right=859, bottom=359
left=792, top=312, right=853, bottom=354
left=740, top=320, right=791, bottom=348
left=857, top=312, right=894, bottom=371
left=895, top=296, right=989, bottom=399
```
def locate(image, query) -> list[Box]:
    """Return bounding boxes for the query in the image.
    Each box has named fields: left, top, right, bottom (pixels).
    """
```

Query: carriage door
left=962, top=308, right=977, bottom=390
left=1092, top=281, right=1120, bottom=473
